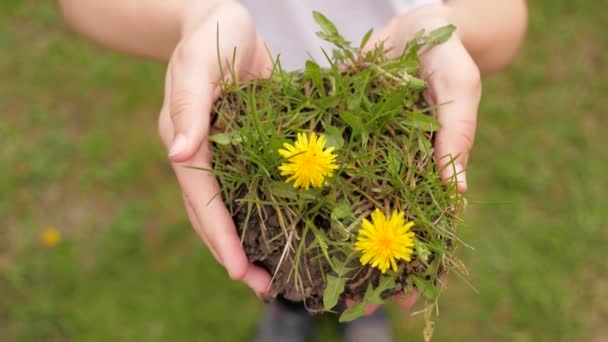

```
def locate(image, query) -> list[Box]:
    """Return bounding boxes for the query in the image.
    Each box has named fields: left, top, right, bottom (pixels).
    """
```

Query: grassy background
left=1, top=1, right=606, bottom=341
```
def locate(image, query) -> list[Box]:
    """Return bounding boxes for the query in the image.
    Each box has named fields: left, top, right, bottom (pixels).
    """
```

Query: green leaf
left=359, top=28, right=374, bottom=49
left=339, top=275, right=396, bottom=322
left=412, top=29, right=426, bottom=43
left=346, top=93, right=362, bottom=111
left=422, top=257, right=441, bottom=278
left=344, top=49, right=355, bottom=61
left=361, top=283, right=381, bottom=305
left=370, top=90, right=403, bottom=125
left=417, top=136, right=432, bottom=155
left=346, top=71, right=371, bottom=111
left=323, top=275, right=346, bottom=310
left=312, top=11, right=352, bottom=52
left=387, top=150, right=402, bottom=177
left=399, top=72, right=426, bottom=90
left=269, top=135, right=284, bottom=152
left=339, top=302, right=366, bottom=322
left=305, top=60, right=326, bottom=97
left=301, top=188, right=322, bottom=200
left=316, top=95, right=341, bottom=108
left=331, top=256, right=355, bottom=276
left=339, top=111, right=365, bottom=135
left=414, top=240, right=431, bottom=263
left=402, top=111, right=441, bottom=132
left=208, top=133, right=231, bottom=145
left=425, top=24, right=456, bottom=45
left=355, top=276, right=397, bottom=308
left=411, top=275, right=439, bottom=301
left=313, top=11, right=338, bottom=36
left=329, top=221, right=350, bottom=241
left=269, top=181, right=298, bottom=199
left=366, top=275, right=396, bottom=305
left=324, top=125, right=344, bottom=150
left=208, top=132, right=242, bottom=145
left=331, top=201, right=352, bottom=221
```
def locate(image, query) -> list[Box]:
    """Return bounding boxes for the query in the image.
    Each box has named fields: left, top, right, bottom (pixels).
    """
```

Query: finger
left=432, top=86, right=480, bottom=193
left=186, top=191, right=271, bottom=296
left=160, top=106, right=270, bottom=295
left=422, top=42, right=481, bottom=193
left=245, top=34, right=274, bottom=80
left=172, top=143, right=250, bottom=281
left=159, top=104, right=228, bottom=267
left=182, top=194, right=222, bottom=262
left=364, top=304, right=379, bottom=316
left=167, top=56, right=215, bottom=162
left=167, top=26, right=269, bottom=161
left=164, top=2, right=235, bottom=162
left=365, top=20, right=478, bottom=194
left=394, top=290, right=419, bottom=310
left=242, top=265, right=272, bottom=297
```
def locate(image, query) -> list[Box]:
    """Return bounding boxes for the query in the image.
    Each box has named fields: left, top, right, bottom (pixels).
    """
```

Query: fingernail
left=169, top=134, right=187, bottom=157
left=455, top=163, right=467, bottom=192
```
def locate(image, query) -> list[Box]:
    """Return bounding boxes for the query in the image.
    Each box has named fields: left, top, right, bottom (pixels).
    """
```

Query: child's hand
left=349, top=6, right=483, bottom=316
left=156, top=2, right=272, bottom=296
left=367, top=6, right=482, bottom=193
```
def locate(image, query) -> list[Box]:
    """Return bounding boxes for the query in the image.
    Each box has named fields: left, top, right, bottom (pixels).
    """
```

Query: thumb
left=167, top=59, right=217, bottom=162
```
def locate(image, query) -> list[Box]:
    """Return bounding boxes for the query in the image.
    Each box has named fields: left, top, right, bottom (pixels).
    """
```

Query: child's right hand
left=156, top=2, right=273, bottom=297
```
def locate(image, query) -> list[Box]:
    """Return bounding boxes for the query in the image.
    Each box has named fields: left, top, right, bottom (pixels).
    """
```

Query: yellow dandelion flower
left=354, top=209, right=415, bottom=274
left=41, top=226, right=61, bottom=247
left=278, top=132, right=338, bottom=189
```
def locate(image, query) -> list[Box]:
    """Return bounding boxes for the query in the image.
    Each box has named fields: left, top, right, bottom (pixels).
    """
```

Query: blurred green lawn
left=1, top=1, right=607, bottom=341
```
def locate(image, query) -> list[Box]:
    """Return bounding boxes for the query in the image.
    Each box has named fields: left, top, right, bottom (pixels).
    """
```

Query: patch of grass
left=1, top=1, right=607, bottom=341
left=209, top=14, right=461, bottom=321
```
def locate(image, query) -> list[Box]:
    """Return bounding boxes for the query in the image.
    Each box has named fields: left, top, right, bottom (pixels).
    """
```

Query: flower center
left=376, top=233, right=393, bottom=251
left=300, top=152, right=318, bottom=170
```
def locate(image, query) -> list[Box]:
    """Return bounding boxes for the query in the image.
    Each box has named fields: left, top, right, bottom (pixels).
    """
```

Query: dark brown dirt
left=232, top=196, right=328, bottom=311
left=230, top=187, right=436, bottom=312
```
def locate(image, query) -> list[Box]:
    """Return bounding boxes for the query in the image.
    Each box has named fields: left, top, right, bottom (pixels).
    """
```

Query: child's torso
left=240, top=0, right=442, bottom=70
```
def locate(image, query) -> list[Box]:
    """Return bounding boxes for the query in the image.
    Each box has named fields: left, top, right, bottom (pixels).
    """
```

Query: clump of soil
left=233, top=197, right=433, bottom=311
left=216, top=71, right=460, bottom=311
left=232, top=198, right=329, bottom=309
left=208, top=13, right=464, bottom=317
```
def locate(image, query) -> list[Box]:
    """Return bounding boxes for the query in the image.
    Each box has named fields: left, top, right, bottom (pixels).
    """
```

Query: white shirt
left=240, top=0, right=442, bottom=70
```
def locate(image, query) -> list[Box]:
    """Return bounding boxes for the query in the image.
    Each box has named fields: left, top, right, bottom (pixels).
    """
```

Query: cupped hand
left=157, top=2, right=272, bottom=296
left=355, top=5, right=481, bottom=315
left=368, top=5, right=481, bottom=193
